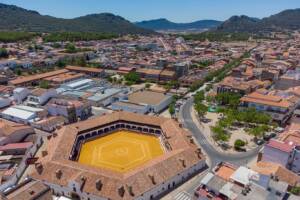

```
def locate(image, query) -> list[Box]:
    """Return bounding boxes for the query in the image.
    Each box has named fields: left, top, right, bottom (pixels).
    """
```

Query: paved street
left=161, top=168, right=208, bottom=200
left=174, top=192, right=192, bottom=200
left=180, top=98, right=261, bottom=168
left=162, top=97, right=261, bottom=199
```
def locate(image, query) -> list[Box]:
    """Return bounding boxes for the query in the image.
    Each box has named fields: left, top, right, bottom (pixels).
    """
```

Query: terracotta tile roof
left=218, top=77, right=266, bottom=92
left=240, top=92, right=292, bottom=108
left=266, top=139, right=295, bottom=153
left=30, top=112, right=204, bottom=200
left=277, top=122, right=300, bottom=145
left=44, top=72, right=85, bottom=83
left=0, top=119, right=33, bottom=137
left=66, top=65, right=104, bottom=73
left=30, top=88, right=48, bottom=96
left=215, top=163, right=236, bottom=181
left=136, top=68, right=161, bottom=75
left=9, top=69, right=68, bottom=85
left=160, top=70, right=175, bottom=77
left=0, top=142, right=33, bottom=151
left=4, top=180, right=52, bottom=200
left=252, top=161, right=300, bottom=186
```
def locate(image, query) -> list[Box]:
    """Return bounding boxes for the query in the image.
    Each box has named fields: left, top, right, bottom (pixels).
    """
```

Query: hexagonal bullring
left=30, top=112, right=204, bottom=200
left=78, top=130, right=164, bottom=173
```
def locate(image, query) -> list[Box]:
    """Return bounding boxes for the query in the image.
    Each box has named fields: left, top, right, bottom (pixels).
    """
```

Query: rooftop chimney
left=79, top=176, right=87, bottom=191
left=127, top=185, right=134, bottom=197
left=41, top=150, right=48, bottom=157
left=55, top=169, right=62, bottom=179
left=189, top=138, right=194, bottom=144
left=179, top=159, right=186, bottom=168
left=118, top=186, right=125, bottom=197
left=35, top=163, right=43, bottom=174
left=96, top=179, right=103, bottom=191
left=148, top=175, right=156, bottom=185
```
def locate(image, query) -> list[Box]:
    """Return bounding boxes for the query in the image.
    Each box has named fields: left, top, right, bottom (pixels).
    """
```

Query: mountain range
left=217, top=8, right=300, bottom=33
left=135, top=18, right=222, bottom=31
left=0, top=3, right=153, bottom=34
left=0, top=3, right=300, bottom=34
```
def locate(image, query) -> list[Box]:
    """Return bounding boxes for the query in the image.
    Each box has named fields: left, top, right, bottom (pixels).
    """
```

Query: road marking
left=174, top=192, right=191, bottom=200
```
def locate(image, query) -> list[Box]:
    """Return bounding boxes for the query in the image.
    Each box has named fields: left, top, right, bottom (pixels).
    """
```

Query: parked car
left=255, top=139, right=265, bottom=145
left=263, top=132, right=277, bottom=141
left=201, top=118, right=211, bottom=123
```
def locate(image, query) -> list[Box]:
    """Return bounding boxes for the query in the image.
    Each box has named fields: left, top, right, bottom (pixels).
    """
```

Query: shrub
left=290, top=186, right=300, bottom=195
left=234, top=139, right=246, bottom=150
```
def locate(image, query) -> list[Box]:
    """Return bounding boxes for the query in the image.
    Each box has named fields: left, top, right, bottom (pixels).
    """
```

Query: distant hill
left=217, top=15, right=260, bottom=32
left=0, top=3, right=153, bottom=34
left=135, top=18, right=222, bottom=31
left=217, top=8, right=300, bottom=33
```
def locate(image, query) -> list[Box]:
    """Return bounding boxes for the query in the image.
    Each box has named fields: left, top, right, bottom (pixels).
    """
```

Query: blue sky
left=1, top=0, right=300, bottom=22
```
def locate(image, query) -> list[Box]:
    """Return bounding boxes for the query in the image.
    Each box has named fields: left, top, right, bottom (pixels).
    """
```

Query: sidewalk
left=190, top=107, right=226, bottom=153
left=191, top=107, right=258, bottom=157
left=161, top=169, right=208, bottom=200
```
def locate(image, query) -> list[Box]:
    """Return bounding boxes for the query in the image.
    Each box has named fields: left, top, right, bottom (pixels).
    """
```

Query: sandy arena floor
left=78, top=131, right=164, bottom=173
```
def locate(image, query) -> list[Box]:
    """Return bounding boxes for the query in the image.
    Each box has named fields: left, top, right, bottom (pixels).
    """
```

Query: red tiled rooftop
left=0, top=142, right=33, bottom=151
left=266, top=139, right=295, bottom=153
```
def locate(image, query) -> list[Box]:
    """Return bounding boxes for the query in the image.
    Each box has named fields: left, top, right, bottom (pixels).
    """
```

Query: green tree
left=124, top=72, right=140, bottom=85
left=290, top=186, right=300, bottom=196
left=39, top=80, right=50, bottom=89
left=234, top=139, right=246, bottom=150
left=145, top=83, right=152, bottom=89
left=248, top=125, right=269, bottom=139
left=164, top=80, right=179, bottom=90
left=194, top=91, right=205, bottom=103
left=211, top=125, right=230, bottom=141
left=74, top=57, right=87, bottom=66
left=15, top=68, right=22, bottom=76
left=218, top=116, right=234, bottom=128
left=107, top=76, right=113, bottom=83
left=194, top=103, right=208, bottom=119
left=206, top=95, right=215, bottom=103
left=0, top=32, right=37, bottom=42
left=51, top=43, right=62, bottom=48
left=65, top=43, right=77, bottom=53
left=0, top=48, right=9, bottom=58
left=169, top=104, right=176, bottom=116
left=43, top=32, right=117, bottom=42
left=216, top=92, right=241, bottom=108
left=57, top=60, right=66, bottom=68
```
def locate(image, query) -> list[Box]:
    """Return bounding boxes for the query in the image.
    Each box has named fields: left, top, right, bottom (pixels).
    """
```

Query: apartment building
left=240, top=89, right=299, bottom=124
left=215, top=76, right=270, bottom=95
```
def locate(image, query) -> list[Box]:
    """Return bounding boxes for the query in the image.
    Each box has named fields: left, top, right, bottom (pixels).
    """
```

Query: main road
left=180, top=98, right=261, bottom=168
